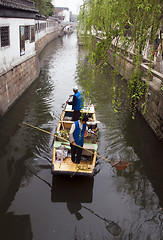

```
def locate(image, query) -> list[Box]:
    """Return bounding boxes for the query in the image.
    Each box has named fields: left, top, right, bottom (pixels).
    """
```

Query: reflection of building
left=0, top=212, right=33, bottom=240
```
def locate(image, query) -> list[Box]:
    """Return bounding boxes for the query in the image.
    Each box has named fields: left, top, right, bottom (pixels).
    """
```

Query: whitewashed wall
left=0, top=18, right=36, bottom=75
left=35, top=20, right=46, bottom=41
left=35, top=20, right=58, bottom=42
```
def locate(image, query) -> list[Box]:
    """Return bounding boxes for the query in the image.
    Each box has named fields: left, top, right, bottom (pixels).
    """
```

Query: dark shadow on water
left=123, top=112, right=163, bottom=207
left=0, top=212, right=33, bottom=240
left=51, top=175, right=94, bottom=203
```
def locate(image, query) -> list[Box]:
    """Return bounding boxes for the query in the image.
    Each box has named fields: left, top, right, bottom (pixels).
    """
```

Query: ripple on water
left=100, top=127, right=140, bottom=166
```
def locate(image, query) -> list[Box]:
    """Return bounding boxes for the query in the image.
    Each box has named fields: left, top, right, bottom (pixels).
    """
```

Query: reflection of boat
left=51, top=175, right=94, bottom=221
left=51, top=104, right=98, bottom=176
left=51, top=175, right=94, bottom=203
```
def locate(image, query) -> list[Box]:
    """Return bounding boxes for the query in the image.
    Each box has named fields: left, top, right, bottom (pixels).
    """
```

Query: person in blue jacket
left=66, top=86, right=83, bottom=121
left=69, top=114, right=88, bottom=164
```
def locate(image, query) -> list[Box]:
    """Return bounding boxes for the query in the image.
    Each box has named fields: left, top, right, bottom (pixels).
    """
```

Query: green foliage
left=78, top=0, right=163, bottom=116
left=33, top=0, right=54, bottom=17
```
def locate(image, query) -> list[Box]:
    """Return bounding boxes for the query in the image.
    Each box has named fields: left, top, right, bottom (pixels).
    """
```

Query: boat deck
left=52, top=141, right=97, bottom=176
left=53, top=157, right=95, bottom=175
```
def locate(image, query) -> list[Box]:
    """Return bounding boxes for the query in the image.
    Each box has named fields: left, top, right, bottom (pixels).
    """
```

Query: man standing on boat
left=66, top=87, right=83, bottom=121
left=69, top=114, right=88, bottom=164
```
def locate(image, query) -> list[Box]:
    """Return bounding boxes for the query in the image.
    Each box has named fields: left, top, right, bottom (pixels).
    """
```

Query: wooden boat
left=51, top=104, right=98, bottom=176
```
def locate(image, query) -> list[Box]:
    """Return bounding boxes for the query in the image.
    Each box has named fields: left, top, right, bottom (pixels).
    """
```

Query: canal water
left=0, top=32, right=163, bottom=240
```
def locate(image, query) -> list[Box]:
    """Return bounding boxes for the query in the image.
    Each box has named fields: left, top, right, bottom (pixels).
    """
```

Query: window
left=20, top=26, right=25, bottom=56
left=35, top=23, right=37, bottom=32
left=30, top=25, right=35, bottom=43
left=40, top=22, right=46, bottom=31
left=0, top=26, right=10, bottom=47
left=25, top=26, right=30, bottom=41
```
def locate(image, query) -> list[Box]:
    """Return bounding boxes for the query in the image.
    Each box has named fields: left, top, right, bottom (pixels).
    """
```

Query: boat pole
left=23, top=122, right=130, bottom=169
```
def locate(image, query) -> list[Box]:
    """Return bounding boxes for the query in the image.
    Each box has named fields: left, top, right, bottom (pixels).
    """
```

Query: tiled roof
left=0, top=0, right=38, bottom=12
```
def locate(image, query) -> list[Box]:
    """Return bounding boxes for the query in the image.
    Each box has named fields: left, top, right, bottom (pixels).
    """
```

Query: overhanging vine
left=78, top=0, right=163, bottom=117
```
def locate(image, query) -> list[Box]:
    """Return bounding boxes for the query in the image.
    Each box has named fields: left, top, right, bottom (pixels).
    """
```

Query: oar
left=23, top=122, right=130, bottom=169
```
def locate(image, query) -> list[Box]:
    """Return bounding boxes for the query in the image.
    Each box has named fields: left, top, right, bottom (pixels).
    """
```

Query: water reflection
left=124, top=112, right=163, bottom=207
left=51, top=175, right=122, bottom=236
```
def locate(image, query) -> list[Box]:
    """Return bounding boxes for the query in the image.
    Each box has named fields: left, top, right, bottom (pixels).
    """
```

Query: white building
left=61, top=9, right=70, bottom=22
left=0, top=17, right=36, bottom=75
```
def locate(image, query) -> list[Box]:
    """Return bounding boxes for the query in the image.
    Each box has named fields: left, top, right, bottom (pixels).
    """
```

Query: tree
left=78, top=0, right=163, bottom=116
left=33, top=0, right=54, bottom=17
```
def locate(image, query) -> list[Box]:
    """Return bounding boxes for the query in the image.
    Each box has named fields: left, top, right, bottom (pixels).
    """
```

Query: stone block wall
left=138, top=82, right=163, bottom=140
left=0, top=54, right=39, bottom=116
left=107, top=48, right=163, bottom=141
left=108, top=48, right=133, bottom=81
left=35, top=30, right=60, bottom=55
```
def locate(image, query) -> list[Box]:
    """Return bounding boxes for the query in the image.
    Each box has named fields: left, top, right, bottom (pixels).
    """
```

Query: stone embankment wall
left=35, top=29, right=60, bottom=55
left=107, top=47, right=163, bottom=141
left=0, top=54, right=39, bottom=116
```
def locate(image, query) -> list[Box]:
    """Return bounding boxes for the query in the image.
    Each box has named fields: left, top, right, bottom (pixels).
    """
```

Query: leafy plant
left=32, top=0, right=54, bottom=17
left=78, top=0, right=163, bottom=117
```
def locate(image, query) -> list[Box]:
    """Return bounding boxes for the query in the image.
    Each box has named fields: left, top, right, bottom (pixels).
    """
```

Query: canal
left=0, top=32, right=163, bottom=240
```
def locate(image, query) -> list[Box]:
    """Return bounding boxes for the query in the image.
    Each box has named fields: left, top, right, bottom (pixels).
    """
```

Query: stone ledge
left=0, top=52, right=36, bottom=77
